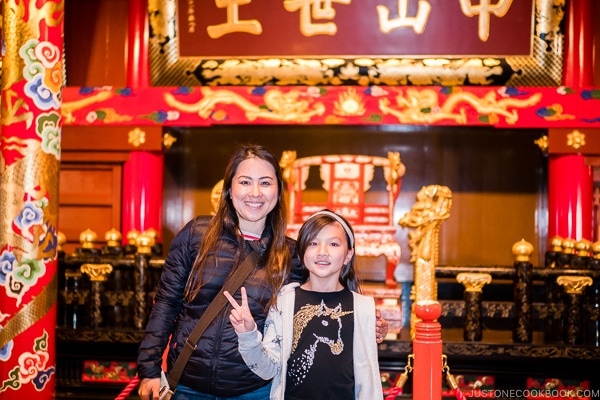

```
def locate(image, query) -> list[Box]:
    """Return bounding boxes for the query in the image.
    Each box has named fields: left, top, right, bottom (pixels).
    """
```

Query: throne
left=280, top=151, right=406, bottom=288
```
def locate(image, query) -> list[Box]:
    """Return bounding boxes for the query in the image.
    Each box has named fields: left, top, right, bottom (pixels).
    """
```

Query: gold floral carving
left=164, top=88, right=326, bottom=122
left=333, top=88, right=366, bottom=116
left=128, top=127, right=146, bottom=147
left=556, top=276, right=593, bottom=295
left=456, top=273, right=492, bottom=292
left=566, top=130, right=585, bottom=150
left=162, top=132, right=178, bottom=150
left=534, top=135, right=549, bottom=153
left=80, top=263, right=113, bottom=282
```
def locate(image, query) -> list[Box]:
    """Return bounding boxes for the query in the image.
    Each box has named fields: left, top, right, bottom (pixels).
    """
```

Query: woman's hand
left=225, top=287, right=257, bottom=333
left=138, top=377, right=162, bottom=400
left=375, top=309, right=389, bottom=343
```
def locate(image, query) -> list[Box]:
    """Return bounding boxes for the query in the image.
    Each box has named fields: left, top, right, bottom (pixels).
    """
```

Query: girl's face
left=231, top=157, right=279, bottom=235
left=303, top=222, right=354, bottom=290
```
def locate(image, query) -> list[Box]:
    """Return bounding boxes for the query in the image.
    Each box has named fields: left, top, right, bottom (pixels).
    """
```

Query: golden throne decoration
left=280, top=151, right=406, bottom=287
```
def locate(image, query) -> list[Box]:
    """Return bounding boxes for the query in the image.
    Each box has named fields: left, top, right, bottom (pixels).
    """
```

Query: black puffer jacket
left=137, top=215, right=302, bottom=396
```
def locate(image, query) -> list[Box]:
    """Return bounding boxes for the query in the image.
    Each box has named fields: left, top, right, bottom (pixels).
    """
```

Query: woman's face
left=230, top=157, right=279, bottom=235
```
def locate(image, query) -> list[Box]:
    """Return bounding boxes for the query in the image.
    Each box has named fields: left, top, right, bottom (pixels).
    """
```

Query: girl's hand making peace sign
left=224, top=287, right=257, bottom=333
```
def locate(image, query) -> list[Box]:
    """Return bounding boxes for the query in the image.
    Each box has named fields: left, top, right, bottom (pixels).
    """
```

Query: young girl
left=224, top=209, right=383, bottom=400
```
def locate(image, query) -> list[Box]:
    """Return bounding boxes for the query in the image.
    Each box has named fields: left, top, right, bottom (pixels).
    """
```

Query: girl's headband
left=309, top=210, right=355, bottom=248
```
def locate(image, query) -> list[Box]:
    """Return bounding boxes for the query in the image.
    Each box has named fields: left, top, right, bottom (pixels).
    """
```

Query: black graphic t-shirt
left=285, top=287, right=355, bottom=400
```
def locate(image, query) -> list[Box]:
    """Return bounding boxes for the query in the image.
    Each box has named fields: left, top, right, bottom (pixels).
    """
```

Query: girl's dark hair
left=184, top=144, right=290, bottom=308
left=296, top=209, right=361, bottom=292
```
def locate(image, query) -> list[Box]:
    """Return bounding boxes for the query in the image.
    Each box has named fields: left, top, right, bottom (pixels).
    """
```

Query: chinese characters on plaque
left=178, top=0, right=529, bottom=58
left=190, top=0, right=515, bottom=40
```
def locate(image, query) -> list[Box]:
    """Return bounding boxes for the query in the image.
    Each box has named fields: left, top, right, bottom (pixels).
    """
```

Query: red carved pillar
left=0, top=1, right=64, bottom=399
left=548, top=155, right=593, bottom=241
left=127, top=0, right=150, bottom=87
left=563, top=0, right=594, bottom=88
left=123, top=150, right=164, bottom=239
left=548, top=0, right=594, bottom=243
left=413, top=301, right=443, bottom=400
left=122, top=0, right=164, bottom=242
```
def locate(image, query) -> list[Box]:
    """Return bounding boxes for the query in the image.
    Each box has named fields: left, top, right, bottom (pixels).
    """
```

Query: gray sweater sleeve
left=236, top=302, right=283, bottom=380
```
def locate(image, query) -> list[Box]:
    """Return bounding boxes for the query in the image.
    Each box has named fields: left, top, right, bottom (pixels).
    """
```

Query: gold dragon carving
left=1, top=0, right=63, bottom=91
left=0, top=150, right=59, bottom=261
left=61, top=90, right=115, bottom=124
left=1, top=1, right=63, bottom=125
left=379, top=88, right=542, bottom=125
left=164, top=87, right=326, bottom=123
left=2, top=88, right=34, bottom=129
left=279, top=150, right=297, bottom=186
left=398, top=185, right=452, bottom=331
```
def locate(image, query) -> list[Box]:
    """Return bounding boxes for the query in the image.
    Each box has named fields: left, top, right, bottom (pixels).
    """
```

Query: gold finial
left=456, top=273, right=492, bottom=292
left=575, top=239, right=592, bottom=257
left=126, top=229, right=140, bottom=245
left=136, top=234, right=155, bottom=255
left=80, top=263, right=113, bottom=282
left=592, top=241, right=600, bottom=259
left=143, top=228, right=159, bottom=241
left=512, top=239, right=533, bottom=262
left=549, top=236, right=563, bottom=252
left=80, top=229, right=97, bottom=249
left=57, top=231, right=66, bottom=251
left=556, top=276, right=593, bottom=294
left=105, top=228, right=122, bottom=247
left=561, top=238, right=576, bottom=254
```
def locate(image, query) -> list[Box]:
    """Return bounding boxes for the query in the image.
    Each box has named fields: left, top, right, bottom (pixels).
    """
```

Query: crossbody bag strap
left=166, top=250, right=261, bottom=390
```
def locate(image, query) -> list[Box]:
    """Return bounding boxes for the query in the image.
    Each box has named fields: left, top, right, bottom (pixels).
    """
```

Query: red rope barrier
left=115, top=376, right=140, bottom=400
left=384, top=386, right=403, bottom=400
left=453, top=387, right=468, bottom=400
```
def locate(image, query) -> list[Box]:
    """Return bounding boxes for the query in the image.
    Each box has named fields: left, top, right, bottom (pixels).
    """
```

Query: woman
left=137, top=144, right=387, bottom=400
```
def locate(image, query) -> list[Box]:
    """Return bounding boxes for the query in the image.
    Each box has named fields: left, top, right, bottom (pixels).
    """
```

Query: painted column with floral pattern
left=0, top=1, right=64, bottom=399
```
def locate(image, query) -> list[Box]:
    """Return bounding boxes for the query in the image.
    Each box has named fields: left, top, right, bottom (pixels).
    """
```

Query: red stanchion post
left=413, top=300, right=443, bottom=400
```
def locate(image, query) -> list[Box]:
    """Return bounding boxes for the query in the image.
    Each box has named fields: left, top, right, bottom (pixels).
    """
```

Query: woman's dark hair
left=184, top=144, right=290, bottom=308
left=296, top=209, right=361, bottom=292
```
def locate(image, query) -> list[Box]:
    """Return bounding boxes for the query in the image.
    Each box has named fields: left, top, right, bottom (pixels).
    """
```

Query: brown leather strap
left=166, top=249, right=261, bottom=390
